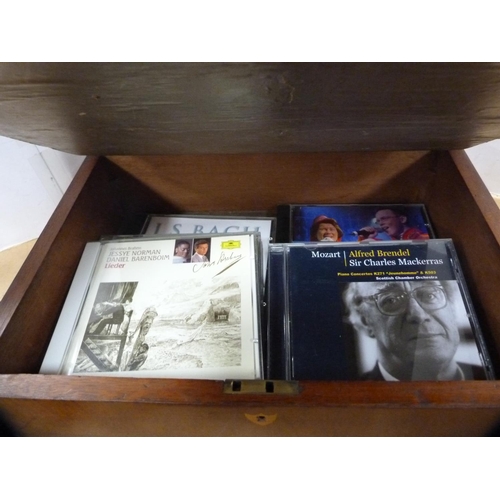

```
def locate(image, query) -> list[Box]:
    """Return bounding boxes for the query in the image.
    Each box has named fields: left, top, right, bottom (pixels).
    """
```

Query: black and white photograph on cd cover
left=73, top=276, right=243, bottom=374
left=341, top=280, right=488, bottom=381
left=280, top=239, right=493, bottom=381
left=56, top=234, right=261, bottom=380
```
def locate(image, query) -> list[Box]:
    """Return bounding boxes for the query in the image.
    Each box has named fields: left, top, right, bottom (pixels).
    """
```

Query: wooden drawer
left=1, top=149, right=500, bottom=436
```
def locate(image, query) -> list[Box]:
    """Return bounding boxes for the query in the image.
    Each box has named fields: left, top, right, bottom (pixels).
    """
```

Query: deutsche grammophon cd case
left=40, top=232, right=263, bottom=380
left=266, top=238, right=493, bottom=381
left=142, top=213, right=275, bottom=281
left=277, top=203, right=434, bottom=243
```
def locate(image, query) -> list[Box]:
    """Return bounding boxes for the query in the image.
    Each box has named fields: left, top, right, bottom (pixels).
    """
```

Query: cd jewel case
left=277, top=203, right=434, bottom=243
left=266, top=239, right=494, bottom=382
left=40, top=233, right=263, bottom=380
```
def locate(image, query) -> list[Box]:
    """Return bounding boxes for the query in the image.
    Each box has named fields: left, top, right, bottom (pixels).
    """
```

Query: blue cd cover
left=267, top=239, right=493, bottom=381
left=277, top=203, right=434, bottom=243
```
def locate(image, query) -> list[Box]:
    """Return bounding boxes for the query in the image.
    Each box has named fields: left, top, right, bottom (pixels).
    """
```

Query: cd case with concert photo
left=276, top=203, right=435, bottom=243
left=40, top=232, right=263, bottom=380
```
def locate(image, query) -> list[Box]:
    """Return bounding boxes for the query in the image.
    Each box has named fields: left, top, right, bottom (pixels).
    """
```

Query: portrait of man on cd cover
left=341, top=280, right=487, bottom=381
left=190, top=239, right=210, bottom=263
left=173, top=239, right=191, bottom=263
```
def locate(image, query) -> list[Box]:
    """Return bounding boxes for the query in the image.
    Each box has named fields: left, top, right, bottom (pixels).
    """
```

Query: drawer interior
left=1, top=150, right=500, bottom=376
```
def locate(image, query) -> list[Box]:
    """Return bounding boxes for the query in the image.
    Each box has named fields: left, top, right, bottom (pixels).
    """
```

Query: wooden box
left=1, top=63, right=500, bottom=436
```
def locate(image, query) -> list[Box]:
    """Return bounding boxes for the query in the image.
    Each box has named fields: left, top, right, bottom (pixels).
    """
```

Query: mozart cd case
left=277, top=203, right=434, bottom=243
left=40, top=232, right=263, bottom=380
left=267, top=239, right=493, bottom=381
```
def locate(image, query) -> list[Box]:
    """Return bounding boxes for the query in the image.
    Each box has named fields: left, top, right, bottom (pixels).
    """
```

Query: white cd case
left=40, top=233, right=262, bottom=380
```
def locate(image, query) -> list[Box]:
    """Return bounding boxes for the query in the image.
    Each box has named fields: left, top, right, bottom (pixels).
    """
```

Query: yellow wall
left=0, top=239, right=37, bottom=300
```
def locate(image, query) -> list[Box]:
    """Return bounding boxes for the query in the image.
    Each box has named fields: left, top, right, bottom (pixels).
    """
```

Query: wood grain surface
left=1, top=63, right=500, bottom=154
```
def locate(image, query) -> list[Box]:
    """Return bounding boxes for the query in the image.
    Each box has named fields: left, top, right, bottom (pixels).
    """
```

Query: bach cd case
left=266, top=238, right=493, bottom=381
left=40, top=232, right=263, bottom=380
left=277, top=203, right=434, bottom=243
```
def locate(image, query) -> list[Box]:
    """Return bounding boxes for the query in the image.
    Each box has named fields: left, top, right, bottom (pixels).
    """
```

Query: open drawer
left=1, top=149, right=500, bottom=436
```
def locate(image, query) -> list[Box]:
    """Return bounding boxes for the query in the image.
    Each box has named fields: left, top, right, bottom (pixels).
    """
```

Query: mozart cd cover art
left=268, top=239, right=493, bottom=382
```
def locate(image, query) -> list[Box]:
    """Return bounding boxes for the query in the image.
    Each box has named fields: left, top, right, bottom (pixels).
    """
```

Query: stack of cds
left=40, top=214, right=275, bottom=380
left=40, top=205, right=494, bottom=382
left=268, top=204, right=493, bottom=382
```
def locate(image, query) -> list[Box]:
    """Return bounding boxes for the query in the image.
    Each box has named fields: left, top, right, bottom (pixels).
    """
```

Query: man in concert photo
left=357, top=206, right=429, bottom=241
left=342, top=280, right=486, bottom=381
